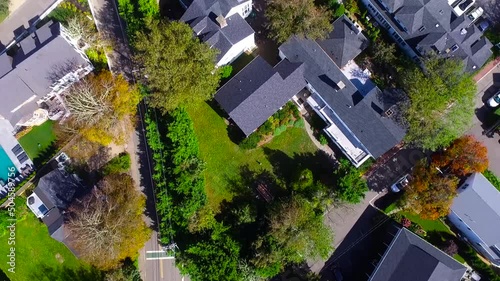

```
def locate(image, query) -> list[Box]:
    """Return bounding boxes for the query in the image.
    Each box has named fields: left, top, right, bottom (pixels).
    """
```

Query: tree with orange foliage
left=432, top=135, right=488, bottom=176
left=402, top=160, right=458, bottom=220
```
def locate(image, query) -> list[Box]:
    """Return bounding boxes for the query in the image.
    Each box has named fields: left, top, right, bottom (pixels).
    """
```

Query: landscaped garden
left=0, top=197, right=101, bottom=281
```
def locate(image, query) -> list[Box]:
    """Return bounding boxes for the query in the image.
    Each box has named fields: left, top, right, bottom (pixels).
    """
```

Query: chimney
left=216, top=15, right=227, bottom=28
left=337, top=81, right=346, bottom=90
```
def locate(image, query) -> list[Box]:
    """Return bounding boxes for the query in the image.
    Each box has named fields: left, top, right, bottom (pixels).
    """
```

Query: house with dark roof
left=279, top=16, right=405, bottom=167
left=448, top=173, right=500, bottom=267
left=0, top=20, right=93, bottom=133
left=27, top=168, right=82, bottom=256
left=181, top=0, right=255, bottom=66
left=361, top=0, right=492, bottom=72
left=214, top=56, right=305, bottom=136
left=369, top=227, right=467, bottom=281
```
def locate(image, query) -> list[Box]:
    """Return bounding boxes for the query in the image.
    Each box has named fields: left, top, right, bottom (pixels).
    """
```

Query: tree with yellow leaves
left=64, top=71, right=140, bottom=145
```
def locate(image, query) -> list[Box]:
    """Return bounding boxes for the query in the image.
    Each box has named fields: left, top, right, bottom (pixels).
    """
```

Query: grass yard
left=400, top=212, right=453, bottom=234
left=18, top=121, right=56, bottom=160
left=188, top=102, right=320, bottom=210
left=0, top=197, right=101, bottom=281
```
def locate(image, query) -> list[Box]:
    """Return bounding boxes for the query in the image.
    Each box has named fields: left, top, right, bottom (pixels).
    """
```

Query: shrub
left=401, top=217, right=411, bottom=228
left=240, top=133, right=261, bottom=150
left=294, top=118, right=305, bottom=128
left=102, top=152, right=131, bottom=175
left=319, top=134, right=328, bottom=145
left=220, top=65, right=233, bottom=78
left=85, top=48, right=108, bottom=72
left=333, top=4, right=345, bottom=18
left=441, top=240, right=459, bottom=256
left=483, top=170, right=500, bottom=192
left=47, top=2, right=80, bottom=24
left=274, top=125, right=287, bottom=136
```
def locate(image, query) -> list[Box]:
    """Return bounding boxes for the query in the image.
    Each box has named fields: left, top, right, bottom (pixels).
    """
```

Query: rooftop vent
left=435, top=23, right=440, bottom=28
left=337, top=81, right=346, bottom=90
left=460, top=28, right=467, bottom=35
left=439, top=9, right=444, bottom=14
left=418, top=26, right=426, bottom=32
left=216, top=15, right=227, bottom=28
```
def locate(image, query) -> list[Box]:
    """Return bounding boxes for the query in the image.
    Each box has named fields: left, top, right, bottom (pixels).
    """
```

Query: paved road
left=466, top=63, right=500, bottom=176
left=86, top=0, right=187, bottom=279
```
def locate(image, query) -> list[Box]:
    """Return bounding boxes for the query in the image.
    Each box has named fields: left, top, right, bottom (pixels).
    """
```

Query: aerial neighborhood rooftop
left=0, top=0, right=499, bottom=279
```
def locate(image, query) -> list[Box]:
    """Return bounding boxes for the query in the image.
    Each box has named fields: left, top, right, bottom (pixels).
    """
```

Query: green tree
left=401, top=57, right=476, bottom=150
left=135, top=21, right=221, bottom=113
left=266, top=0, right=333, bottom=43
left=180, top=231, right=241, bottom=281
left=154, top=108, right=207, bottom=243
left=252, top=196, right=333, bottom=277
left=370, top=40, right=397, bottom=66
left=102, top=152, right=131, bottom=175
left=333, top=158, right=368, bottom=203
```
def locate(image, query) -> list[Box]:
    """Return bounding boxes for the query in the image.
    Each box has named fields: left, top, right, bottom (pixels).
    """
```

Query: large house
left=360, top=0, right=492, bottom=72
left=279, top=16, right=406, bottom=167
left=0, top=20, right=93, bottom=134
left=214, top=16, right=405, bottom=167
left=215, top=56, right=305, bottom=136
left=181, top=0, right=256, bottom=66
left=448, top=173, right=500, bottom=267
left=27, top=163, right=81, bottom=256
left=369, top=227, right=467, bottom=281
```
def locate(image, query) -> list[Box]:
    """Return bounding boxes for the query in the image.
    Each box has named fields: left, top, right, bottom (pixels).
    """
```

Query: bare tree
left=66, top=174, right=150, bottom=270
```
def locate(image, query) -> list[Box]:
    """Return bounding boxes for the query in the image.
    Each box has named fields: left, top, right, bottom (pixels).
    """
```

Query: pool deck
left=0, top=120, right=33, bottom=191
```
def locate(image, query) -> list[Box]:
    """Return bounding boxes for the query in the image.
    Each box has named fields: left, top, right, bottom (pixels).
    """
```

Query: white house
left=181, top=0, right=256, bottom=66
left=448, top=173, right=500, bottom=267
left=0, top=20, right=93, bottom=134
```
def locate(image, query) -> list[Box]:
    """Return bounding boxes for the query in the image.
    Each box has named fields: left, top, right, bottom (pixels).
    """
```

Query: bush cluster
left=239, top=102, right=302, bottom=150
left=144, top=107, right=206, bottom=244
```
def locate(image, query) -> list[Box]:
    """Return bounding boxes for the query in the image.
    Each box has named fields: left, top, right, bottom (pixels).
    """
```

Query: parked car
left=467, top=7, right=483, bottom=22
left=487, top=91, right=500, bottom=108
left=478, top=19, right=490, bottom=32
left=453, top=0, right=475, bottom=16
left=391, top=174, right=410, bottom=192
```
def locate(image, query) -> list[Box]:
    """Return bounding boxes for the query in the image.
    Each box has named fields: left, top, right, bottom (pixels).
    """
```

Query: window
left=461, top=183, right=469, bottom=190
left=467, top=227, right=471, bottom=230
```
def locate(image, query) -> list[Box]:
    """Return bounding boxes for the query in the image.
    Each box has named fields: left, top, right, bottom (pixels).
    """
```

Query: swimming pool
left=0, top=146, right=17, bottom=185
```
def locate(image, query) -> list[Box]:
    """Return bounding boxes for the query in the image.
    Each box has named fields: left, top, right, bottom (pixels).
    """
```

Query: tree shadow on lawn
left=29, top=265, right=104, bottom=281
left=262, top=148, right=335, bottom=187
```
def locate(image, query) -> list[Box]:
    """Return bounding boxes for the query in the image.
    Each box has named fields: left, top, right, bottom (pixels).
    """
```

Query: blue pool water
left=0, top=146, right=16, bottom=185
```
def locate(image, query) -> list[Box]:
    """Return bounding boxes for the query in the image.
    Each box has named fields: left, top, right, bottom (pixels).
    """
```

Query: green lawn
left=400, top=212, right=453, bottom=234
left=18, top=121, right=56, bottom=159
left=188, top=102, right=319, bottom=210
left=0, top=197, right=101, bottom=281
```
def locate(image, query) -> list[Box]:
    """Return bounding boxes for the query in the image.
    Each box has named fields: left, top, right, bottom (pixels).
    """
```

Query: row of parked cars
left=449, top=0, right=491, bottom=33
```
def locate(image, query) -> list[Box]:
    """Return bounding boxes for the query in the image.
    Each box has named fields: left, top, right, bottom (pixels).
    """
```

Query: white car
left=391, top=174, right=410, bottom=193
left=453, top=0, right=475, bottom=16
left=487, top=91, right=500, bottom=108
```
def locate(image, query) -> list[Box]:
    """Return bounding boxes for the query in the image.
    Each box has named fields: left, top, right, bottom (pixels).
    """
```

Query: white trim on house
left=217, top=33, right=256, bottom=66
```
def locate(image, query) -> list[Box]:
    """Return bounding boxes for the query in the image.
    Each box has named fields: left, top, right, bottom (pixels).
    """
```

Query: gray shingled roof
left=0, top=21, right=90, bottom=126
left=317, top=15, right=369, bottom=67
left=451, top=173, right=500, bottom=260
left=279, top=37, right=405, bottom=158
left=214, top=56, right=305, bottom=136
left=370, top=0, right=492, bottom=71
left=370, top=228, right=467, bottom=281
left=34, top=169, right=82, bottom=210
left=181, top=0, right=254, bottom=62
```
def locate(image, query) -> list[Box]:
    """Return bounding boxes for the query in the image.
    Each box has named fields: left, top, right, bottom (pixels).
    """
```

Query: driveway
left=307, top=190, right=383, bottom=273
left=474, top=0, right=500, bottom=25
left=466, top=63, right=500, bottom=176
